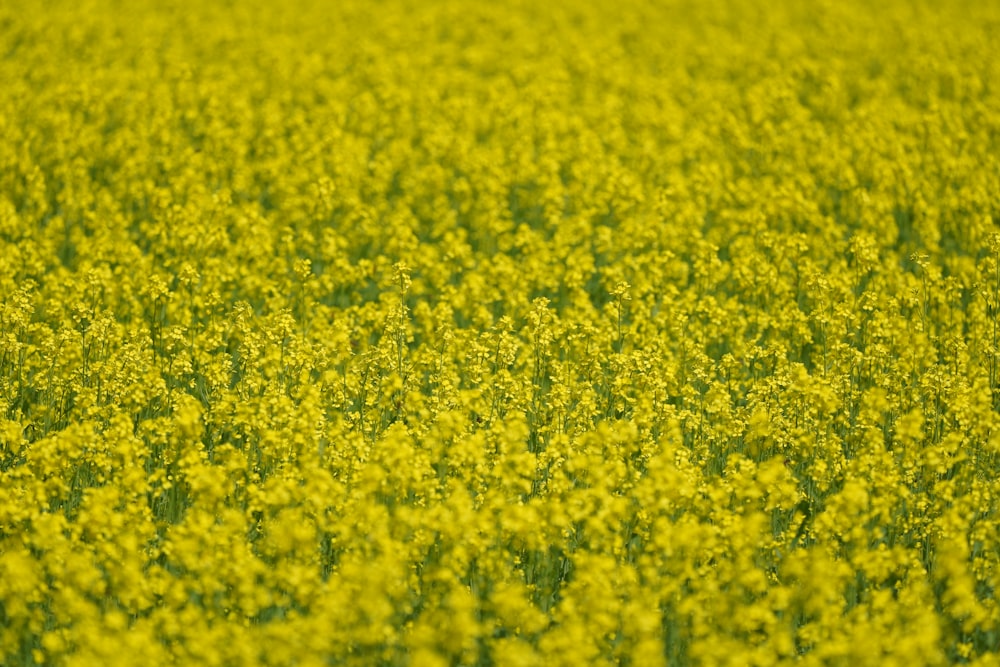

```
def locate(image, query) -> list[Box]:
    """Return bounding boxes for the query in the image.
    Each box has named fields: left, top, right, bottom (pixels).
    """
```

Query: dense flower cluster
left=2, top=0, right=1000, bottom=664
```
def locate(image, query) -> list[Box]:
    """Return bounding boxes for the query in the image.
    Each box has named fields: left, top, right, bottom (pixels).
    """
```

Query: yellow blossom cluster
left=2, top=0, right=1000, bottom=664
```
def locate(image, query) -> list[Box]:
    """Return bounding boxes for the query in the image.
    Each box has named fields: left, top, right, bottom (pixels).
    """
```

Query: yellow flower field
left=2, top=0, right=1000, bottom=664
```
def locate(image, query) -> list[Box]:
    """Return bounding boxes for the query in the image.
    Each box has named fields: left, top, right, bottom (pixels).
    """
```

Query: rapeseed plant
left=1, top=0, right=1000, bottom=664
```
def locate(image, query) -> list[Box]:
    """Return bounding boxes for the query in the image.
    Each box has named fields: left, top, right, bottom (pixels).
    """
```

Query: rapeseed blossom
left=1, top=0, right=1000, bottom=664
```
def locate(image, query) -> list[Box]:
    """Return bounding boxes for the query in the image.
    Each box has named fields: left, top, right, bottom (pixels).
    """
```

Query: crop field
left=2, top=0, right=1000, bottom=665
